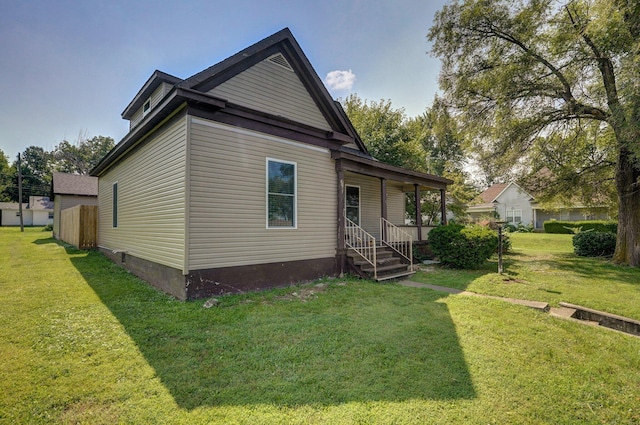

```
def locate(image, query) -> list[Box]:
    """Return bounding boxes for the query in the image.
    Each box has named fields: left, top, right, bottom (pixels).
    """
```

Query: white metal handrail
left=380, top=217, right=413, bottom=269
left=345, top=218, right=377, bottom=280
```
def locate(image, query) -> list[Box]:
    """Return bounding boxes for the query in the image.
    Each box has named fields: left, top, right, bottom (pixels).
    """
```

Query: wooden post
left=414, top=184, right=422, bottom=241
left=440, top=188, right=447, bottom=225
left=380, top=178, right=387, bottom=240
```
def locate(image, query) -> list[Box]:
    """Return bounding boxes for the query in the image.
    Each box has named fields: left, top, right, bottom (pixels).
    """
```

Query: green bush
left=543, top=220, right=617, bottom=234
left=44, top=224, right=53, bottom=231
left=428, top=224, right=498, bottom=269
left=572, top=231, right=617, bottom=257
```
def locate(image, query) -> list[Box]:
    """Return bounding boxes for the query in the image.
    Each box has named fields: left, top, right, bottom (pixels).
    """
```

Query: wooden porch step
left=375, top=270, right=416, bottom=282
left=361, top=263, right=411, bottom=274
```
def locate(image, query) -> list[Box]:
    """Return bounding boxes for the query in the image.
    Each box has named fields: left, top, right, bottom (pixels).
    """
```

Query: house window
left=267, top=159, right=296, bottom=228
left=142, top=99, right=151, bottom=117
left=112, top=182, right=118, bottom=228
left=346, top=185, right=360, bottom=225
left=48, top=212, right=54, bottom=219
left=506, top=209, right=522, bottom=223
left=16, top=212, right=20, bottom=217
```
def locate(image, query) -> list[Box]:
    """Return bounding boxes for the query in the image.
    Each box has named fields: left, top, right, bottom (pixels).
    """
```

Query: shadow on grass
left=542, top=254, right=640, bottom=286
left=55, top=242, right=476, bottom=409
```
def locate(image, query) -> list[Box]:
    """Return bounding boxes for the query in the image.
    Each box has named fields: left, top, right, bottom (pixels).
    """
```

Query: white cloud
left=324, top=69, right=356, bottom=91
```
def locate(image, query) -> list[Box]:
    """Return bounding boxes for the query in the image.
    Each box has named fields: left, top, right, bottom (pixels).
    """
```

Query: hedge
left=428, top=224, right=498, bottom=269
left=543, top=220, right=617, bottom=234
left=573, top=231, right=617, bottom=257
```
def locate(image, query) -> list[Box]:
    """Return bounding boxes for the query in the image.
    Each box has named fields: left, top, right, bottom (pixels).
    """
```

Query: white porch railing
left=381, top=217, right=413, bottom=269
left=345, top=218, right=377, bottom=280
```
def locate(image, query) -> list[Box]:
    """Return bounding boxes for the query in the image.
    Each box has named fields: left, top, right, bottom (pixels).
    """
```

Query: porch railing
left=345, top=218, right=377, bottom=280
left=380, top=217, right=413, bottom=269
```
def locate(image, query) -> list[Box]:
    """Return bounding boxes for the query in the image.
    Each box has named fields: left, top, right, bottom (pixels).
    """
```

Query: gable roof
left=92, top=28, right=367, bottom=177
left=52, top=172, right=98, bottom=196
left=478, top=183, right=508, bottom=203
left=29, top=196, right=54, bottom=210
left=122, top=71, right=183, bottom=120
left=477, top=182, right=534, bottom=204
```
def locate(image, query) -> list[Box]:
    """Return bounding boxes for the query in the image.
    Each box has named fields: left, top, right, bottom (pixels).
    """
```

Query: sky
left=0, top=0, right=447, bottom=162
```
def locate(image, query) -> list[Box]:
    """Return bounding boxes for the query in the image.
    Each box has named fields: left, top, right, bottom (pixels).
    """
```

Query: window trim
left=142, top=99, right=151, bottom=117
left=506, top=208, right=522, bottom=223
left=112, top=182, right=118, bottom=228
left=266, top=158, right=297, bottom=229
left=345, top=184, right=361, bottom=226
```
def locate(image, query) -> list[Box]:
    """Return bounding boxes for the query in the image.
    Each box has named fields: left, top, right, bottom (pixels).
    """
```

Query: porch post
left=440, top=188, right=447, bottom=225
left=414, top=184, right=422, bottom=241
left=380, top=178, right=387, bottom=241
left=380, top=178, right=388, bottom=220
left=336, top=165, right=346, bottom=276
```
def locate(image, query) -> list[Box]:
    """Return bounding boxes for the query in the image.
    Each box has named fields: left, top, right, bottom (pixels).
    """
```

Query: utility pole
left=17, top=153, right=24, bottom=232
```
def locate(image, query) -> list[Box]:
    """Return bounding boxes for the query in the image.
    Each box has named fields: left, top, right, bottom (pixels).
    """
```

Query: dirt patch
left=274, top=282, right=331, bottom=302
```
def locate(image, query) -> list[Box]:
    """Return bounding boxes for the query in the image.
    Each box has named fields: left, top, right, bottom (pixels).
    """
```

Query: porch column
left=440, top=188, right=447, bottom=225
left=336, top=166, right=346, bottom=276
left=380, top=178, right=388, bottom=220
left=414, top=184, right=422, bottom=241
left=380, top=178, right=387, bottom=241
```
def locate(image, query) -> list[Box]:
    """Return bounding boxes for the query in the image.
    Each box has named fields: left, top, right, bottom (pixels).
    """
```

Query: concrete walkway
left=397, top=280, right=550, bottom=312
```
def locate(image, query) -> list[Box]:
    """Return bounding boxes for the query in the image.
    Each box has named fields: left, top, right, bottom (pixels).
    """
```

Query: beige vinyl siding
left=208, top=57, right=331, bottom=131
left=344, top=172, right=382, bottom=239
left=387, top=181, right=407, bottom=224
left=98, top=115, right=187, bottom=270
left=343, top=175, right=408, bottom=239
left=188, top=118, right=336, bottom=270
left=129, top=82, right=174, bottom=130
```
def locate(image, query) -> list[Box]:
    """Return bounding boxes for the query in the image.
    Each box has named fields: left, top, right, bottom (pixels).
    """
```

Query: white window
left=267, top=158, right=296, bottom=228
left=48, top=212, right=54, bottom=219
left=142, top=99, right=151, bottom=117
left=345, top=185, right=360, bottom=225
left=506, top=209, right=522, bottom=223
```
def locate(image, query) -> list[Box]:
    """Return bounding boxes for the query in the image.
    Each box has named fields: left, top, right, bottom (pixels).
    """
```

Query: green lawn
left=413, top=233, right=640, bottom=319
left=1, top=228, right=640, bottom=424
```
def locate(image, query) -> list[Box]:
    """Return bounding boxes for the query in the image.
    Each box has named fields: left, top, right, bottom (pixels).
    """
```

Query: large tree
left=52, top=135, right=115, bottom=174
left=429, top=0, right=640, bottom=266
left=342, top=94, right=476, bottom=224
left=7, top=146, right=52, bottom=202
left=0, top=150, right=13, bottom=202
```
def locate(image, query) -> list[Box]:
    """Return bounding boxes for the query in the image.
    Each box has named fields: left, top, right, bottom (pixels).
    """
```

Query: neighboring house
left=51, top=172, right=98, bottom=239
left=467, top=182, right=610, bottom=229
left=0, top=196, right=54, bottom=226
left=90, top=28, right=451, bottom=300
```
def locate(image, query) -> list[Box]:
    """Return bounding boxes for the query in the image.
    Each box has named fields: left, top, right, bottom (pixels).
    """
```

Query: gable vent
left=267, top=53, right=294, bottom=71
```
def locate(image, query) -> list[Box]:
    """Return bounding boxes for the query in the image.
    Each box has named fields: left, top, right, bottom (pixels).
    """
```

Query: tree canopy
left=342, top=94, right=476, bottom=224
left=0, top=136, right=114, bottom=202
left=429, top=0, right=640, bottom=266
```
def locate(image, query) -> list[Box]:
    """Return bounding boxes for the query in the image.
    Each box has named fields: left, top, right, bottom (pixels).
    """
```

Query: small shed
left=51, top=172, right=98, bottom=239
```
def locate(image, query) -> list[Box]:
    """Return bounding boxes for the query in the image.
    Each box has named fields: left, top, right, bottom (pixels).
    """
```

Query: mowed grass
left=1, top=228, right=639, bottom=424
left=413, top=233, right=640, bottom=319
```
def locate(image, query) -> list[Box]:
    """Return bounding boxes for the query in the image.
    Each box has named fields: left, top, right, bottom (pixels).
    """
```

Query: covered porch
left=333, top=151, right=452, bottom=279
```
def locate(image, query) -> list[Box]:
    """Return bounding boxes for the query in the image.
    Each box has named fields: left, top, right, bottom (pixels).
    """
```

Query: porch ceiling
left=332, top=151, right=451, bottom=191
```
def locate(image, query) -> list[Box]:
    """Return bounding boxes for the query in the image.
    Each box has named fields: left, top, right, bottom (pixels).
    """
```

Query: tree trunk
left=612, top=146, right=640, bottom=266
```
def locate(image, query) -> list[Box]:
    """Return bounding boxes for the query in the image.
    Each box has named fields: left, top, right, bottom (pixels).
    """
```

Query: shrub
left=44, top=224, right=53, bottom=231
left=544, top=220, right=617, bottom=234
left=428, top=224, right=498, bottom=269
left=572, top=231, right=617, bottom=257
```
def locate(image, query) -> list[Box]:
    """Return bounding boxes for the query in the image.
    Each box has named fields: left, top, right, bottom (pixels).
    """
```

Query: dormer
left=122, top=70, right=183, bottom=130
